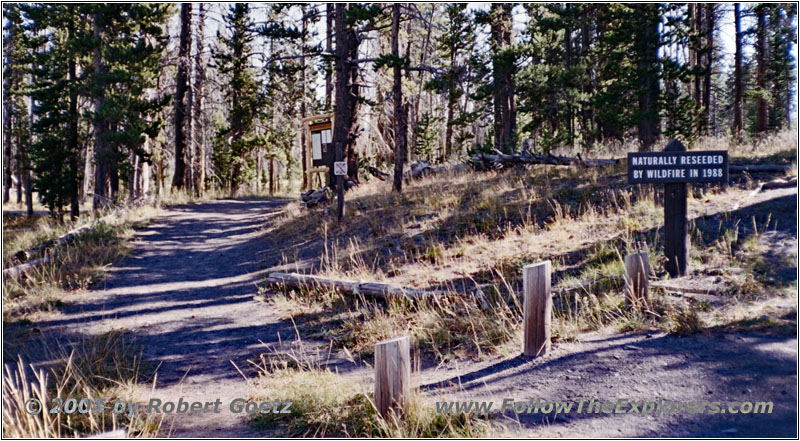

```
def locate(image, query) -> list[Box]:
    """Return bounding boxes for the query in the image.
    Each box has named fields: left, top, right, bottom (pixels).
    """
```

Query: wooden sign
left=628, top=150, right=728, bottom=184
left=628, top=140, right=729, bottom=278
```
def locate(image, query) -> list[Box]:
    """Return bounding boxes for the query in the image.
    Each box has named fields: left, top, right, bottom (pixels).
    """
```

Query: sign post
left=334, top=143, right=346, bottom=222
left=627, top=139, right=728, bottom=278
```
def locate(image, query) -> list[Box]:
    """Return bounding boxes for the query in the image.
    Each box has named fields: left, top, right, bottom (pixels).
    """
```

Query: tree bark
left=3, top=64, right=12, bottom=205
left=333, top=4, right=360, bottom=183
left=68, top=8, right=80, bottom=220
left=301, top=5, right=308, bottom=190
left=702, top=4, right=715, bottom=135
left=172, top=3, right=191, bottom=190
left=392, top=3, right=406, bottom=193
left=325, top=3, right=334, bottom=110
left=755, top=5, right=768, bottom=134
left=193, top=3, right=206, bottom=196
left=490, top=4, right=516, bottom=153
left=733, top=3, right=743, bottom=142
left=93, top=12, right=109, bottom=212
left=635, top=4, right=660, bottom=152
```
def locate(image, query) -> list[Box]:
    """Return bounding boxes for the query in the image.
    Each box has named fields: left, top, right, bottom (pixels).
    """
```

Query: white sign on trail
left=334, top=161, right=347, bottom=176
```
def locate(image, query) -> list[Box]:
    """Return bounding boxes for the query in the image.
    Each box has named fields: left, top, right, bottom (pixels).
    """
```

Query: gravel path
left=37, top=199, right=293, bottom=437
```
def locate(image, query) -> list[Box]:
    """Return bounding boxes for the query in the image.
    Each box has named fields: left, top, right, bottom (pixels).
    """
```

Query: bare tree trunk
left=269, top=156, right=275, bottom=195
left=755, top=5, right=768, bottom=134
left=325, top=3, right=334, bottom=110
left=635, top=4, right=660, bottom=152
left=93, top=12, right=109, bottom=212
left=3, top=75, right=12, bottom=205
left=392, top=3, right=406, bottom=193
left=193, top=3, right=206, bottom=196
left=301, top=5, right=308, bottom=190
left=701, top=4, right=715, bottom=135
left=410, top=4, right=435, bottom=163
left=444, top=49, right=455, bottom=161
left=333, top=3, right=360, bottom=183
left=490, top=4, right=516, bottom=153
left=733, top=3, right=743, bottom=142
left=172, top=3, right=192, bottom=190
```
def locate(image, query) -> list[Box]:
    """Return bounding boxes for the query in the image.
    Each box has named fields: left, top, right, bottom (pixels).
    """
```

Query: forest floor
left=3, top=141, right=797, bottom=437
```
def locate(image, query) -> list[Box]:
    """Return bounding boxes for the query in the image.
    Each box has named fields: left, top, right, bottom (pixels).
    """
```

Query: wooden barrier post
left=624, top=252, right=650, bottom=308
left=523, top=261, right=552, bottom=358
left=375, top=336, right=410, bottom=418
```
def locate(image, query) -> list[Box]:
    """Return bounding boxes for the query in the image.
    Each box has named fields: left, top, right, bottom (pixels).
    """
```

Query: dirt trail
left=36, top=199, right=293, bottom=437
left=27, top=190, right=797, bottom=437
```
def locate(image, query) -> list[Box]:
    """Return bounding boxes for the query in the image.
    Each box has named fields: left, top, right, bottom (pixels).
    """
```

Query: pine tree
left=213, top=3, right=264, bottom=194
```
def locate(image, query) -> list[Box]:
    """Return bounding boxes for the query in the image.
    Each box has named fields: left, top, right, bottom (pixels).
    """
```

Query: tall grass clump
left=247, top=346, right=490, bottom=437
left=2, top=331, right=163, bottom=438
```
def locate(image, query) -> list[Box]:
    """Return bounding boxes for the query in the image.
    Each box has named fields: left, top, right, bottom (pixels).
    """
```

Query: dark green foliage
left=213, top=4, right=265, bottom=193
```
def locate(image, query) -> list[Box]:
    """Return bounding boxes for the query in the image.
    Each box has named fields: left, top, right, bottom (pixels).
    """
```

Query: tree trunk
left=68, top=9, right=80, bottom=220
left=733, top=3, right=743, bottom=142
left=301, top=5, right=308, bottom=190
left=333, top=4, right=360, bottom=183
left=701, top=4, right=714, bottom=135
left=193, top=3, right=206, bottom=196
left=444, top=49, right=455, bottom=161
left=755, top=5, right=768, bottom=134
left=93, top=12, right=109, bottom=212
left=392, top=3, right=406, bottom=193
left=172, top=3, right=191, bottom=190
left=490, top=4, right=515, bottom=153
left=325, top=3, right=334, bottom=110
left=635, top=4, right=660, bottom=152
left=3, top=73, right=12, bottom=205
left=410, top=4, right=435, bottom=162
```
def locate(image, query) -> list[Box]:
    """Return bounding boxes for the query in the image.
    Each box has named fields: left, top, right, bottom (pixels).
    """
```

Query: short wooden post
left=523, top=261, right=552, bottom=358
left=624, top=252, right=650, bottom=308
left=374, top=336, right=410, bottom=418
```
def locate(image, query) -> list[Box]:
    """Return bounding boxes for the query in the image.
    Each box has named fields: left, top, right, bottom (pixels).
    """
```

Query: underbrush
left=2, top=331, right=163, bottom=438
left=247, top=348, right=490, bottom=437
left=262, top=133, right=796, bottom=363
left=2, top=205, right=160, bottom=322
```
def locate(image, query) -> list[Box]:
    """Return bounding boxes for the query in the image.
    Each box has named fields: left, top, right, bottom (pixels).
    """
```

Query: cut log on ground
left=266, top=272, right=485, bottom=305
left=472, top=151, right=619, bottom=169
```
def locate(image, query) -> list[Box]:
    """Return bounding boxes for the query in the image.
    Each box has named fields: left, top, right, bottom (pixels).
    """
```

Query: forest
left=2, top=3, right=797, bottom=219
left=2, top=3, right=798, bottom=438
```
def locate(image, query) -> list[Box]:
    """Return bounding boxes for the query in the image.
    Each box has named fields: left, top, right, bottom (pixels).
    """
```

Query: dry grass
left=262, top=131, right=796, bottom=361
left=246, top=341, right=490, bottom=437
left=2, top=204, right=161, bottom=323
left=2, top=331, right=164, bottom=438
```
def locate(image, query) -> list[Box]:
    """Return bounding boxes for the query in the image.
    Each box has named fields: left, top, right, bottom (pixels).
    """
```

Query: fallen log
left=3, top=203, right=142, bottom=279
left=368, top=166, right=391, bottom=181
left=729, top=164, right=791, bottom=173
left=472, top=151, right=619, bottom=169
left=266, top=271, right=478, bottom=303
left=761, top=176, right=797, bottom=190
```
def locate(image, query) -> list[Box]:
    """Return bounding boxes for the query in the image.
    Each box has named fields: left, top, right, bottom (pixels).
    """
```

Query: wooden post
left=624, top=252, right=650, bottom=308
left=335, top=142, right=344, bottom=222
left=374, top=336, right=410, bottom=418
left=523, top=261, right=552, bottom=358
left=663, top=139, right=688, bottom=277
